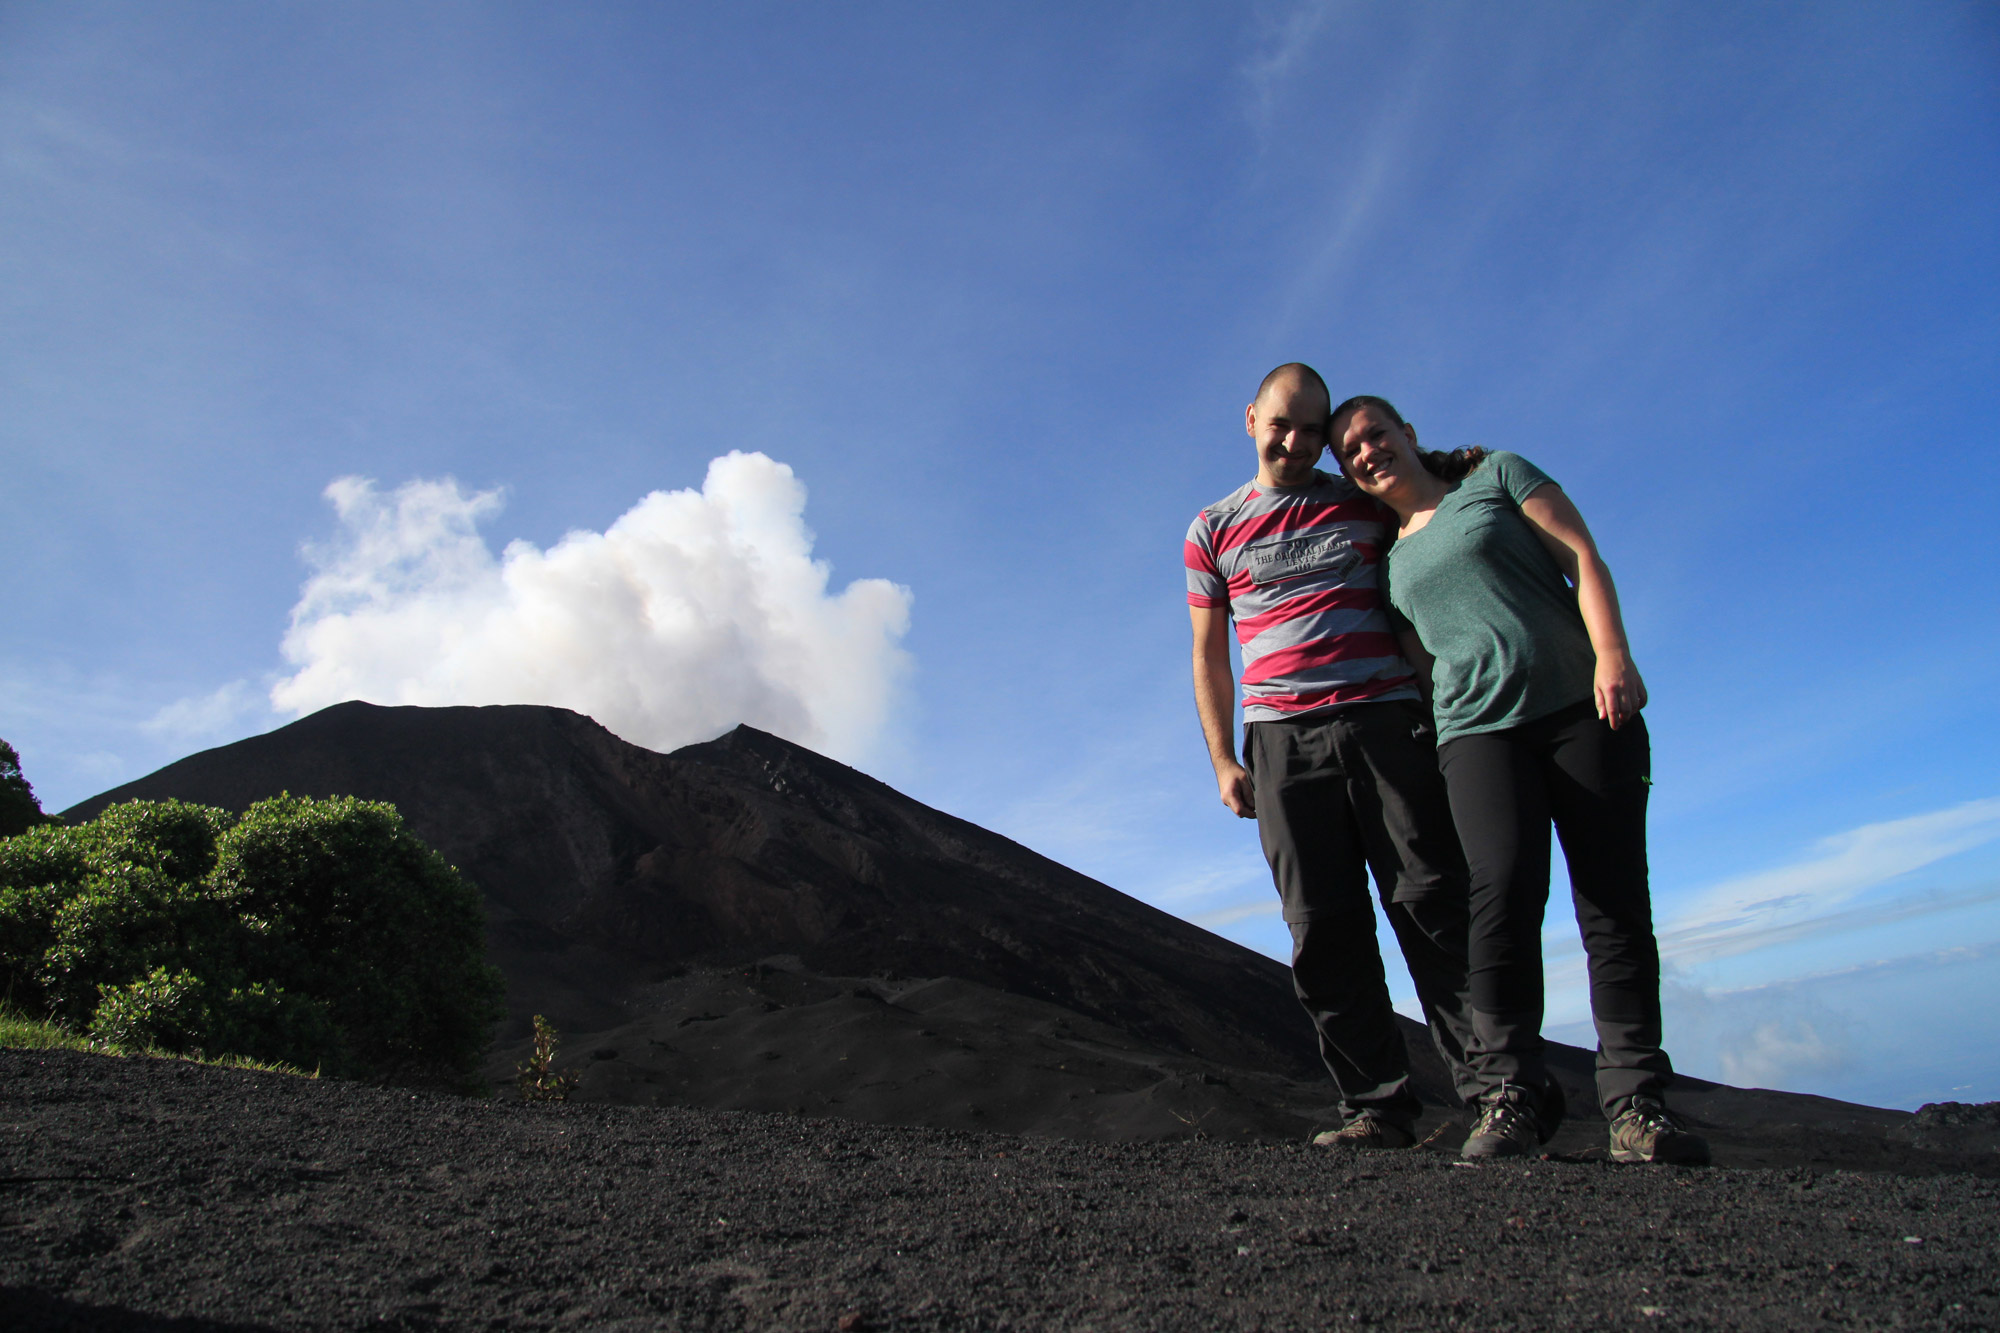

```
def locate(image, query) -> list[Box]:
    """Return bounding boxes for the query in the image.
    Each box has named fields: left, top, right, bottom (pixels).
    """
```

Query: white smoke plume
left=269, top=451, right=913, bottom=763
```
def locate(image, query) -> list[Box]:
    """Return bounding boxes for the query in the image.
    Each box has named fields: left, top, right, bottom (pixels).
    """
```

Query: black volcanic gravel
left=3, top=1051, right=1996, bottom=1331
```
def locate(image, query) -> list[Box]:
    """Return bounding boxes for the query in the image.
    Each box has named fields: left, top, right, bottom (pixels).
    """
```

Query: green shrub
left=0, top=740, right=54, bottom=838
left=209, top=795, right=501, bottom=1082
left=4, top=802, right=237, bottom=1022
left=89, top=967, right=339, bottom=1069
left=0, top=794, right=502, bottom=1085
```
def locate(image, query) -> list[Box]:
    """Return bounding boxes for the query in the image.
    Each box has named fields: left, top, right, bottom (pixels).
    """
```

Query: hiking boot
left=1460, top=1089, right=1544, bottom=1160
left=1609, top=1097, right=1711, bottom=1165
left=1312, top=1115, right=1416, bottom=1150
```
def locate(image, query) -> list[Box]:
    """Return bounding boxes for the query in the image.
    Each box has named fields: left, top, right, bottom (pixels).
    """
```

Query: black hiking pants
left=1436, top=701, right=1672, bottom=1120
left=1245, top=700, right=1481, bottom=1130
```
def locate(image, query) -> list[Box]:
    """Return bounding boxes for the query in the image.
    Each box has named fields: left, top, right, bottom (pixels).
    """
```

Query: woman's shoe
left=1608, top=1097, right=1711, bottom=1165
left=1460, top=1089, right=1544, bottom=1159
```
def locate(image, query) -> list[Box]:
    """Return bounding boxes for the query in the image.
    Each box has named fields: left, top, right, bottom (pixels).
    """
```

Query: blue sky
left=4, top=2, right=1997, bottom=1110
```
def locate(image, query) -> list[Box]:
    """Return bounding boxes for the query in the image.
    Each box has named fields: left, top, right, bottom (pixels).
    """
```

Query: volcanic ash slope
left=4, top=1048, right=1999, bottom=1333
left=65, top=702, right=2000, bottom=1170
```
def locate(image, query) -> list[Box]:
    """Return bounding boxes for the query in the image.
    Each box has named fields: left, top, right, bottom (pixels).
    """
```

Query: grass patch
left=0, top=1004, right=313, bottom=1077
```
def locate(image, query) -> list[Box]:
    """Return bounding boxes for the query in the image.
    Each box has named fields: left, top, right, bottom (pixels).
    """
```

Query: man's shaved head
left=1254, top=362, right=1331, bottom=418
left=1246, top=362, right=1333, bottom=489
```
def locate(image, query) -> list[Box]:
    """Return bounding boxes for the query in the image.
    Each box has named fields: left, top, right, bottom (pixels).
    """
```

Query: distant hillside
left=69, top=703, right=1983, bottom=1168
left=66, top=704, right=1396, bottom=1088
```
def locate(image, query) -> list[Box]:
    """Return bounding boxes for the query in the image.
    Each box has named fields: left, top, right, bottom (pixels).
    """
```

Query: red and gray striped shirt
left=1185, top=470, right=1418, bottom=722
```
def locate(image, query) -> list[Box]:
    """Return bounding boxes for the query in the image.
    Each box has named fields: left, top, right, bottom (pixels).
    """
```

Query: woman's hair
left=1331, top=394, right=1488, bottom=481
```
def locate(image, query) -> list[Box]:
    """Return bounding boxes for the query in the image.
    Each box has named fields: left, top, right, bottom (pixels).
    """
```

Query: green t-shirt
left=1380, top=451, right=1596, bottom=743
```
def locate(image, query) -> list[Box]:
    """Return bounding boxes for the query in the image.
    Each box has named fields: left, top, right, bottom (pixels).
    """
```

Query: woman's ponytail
left=1419, top=447, right=1488, bottom=480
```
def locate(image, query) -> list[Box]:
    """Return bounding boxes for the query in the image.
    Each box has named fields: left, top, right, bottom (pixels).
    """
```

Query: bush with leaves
left=0, top=739, right=54, bottom=838
left=0, top=794, right=502, bottom=1085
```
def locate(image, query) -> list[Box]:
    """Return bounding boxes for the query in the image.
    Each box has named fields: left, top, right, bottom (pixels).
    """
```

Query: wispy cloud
left=1234, top=1, right=1446, bottom=336
left=1544, top=875, right=2000, bottom=969
left=1240, top=1, right=1341, bottom=137
left=1153, top=859, right=1273, bottom=906
left=1202, top=796, right=2000, bottom=991
left=1538, top=798, right=2000, bottom=1038
left=1659, top=797, right=2000, bottom=964
left=1192, top=897, right=1282, bottom=928
left=142, top=680, right=269, bottom=742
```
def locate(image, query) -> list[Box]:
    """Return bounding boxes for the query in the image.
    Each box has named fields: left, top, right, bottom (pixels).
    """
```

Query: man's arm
left=1191, top=604, right=1255, bottom=818
left=1517, top=483, right=1647, bottom=730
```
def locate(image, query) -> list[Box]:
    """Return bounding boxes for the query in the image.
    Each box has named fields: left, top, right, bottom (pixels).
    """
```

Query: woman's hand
left=1595, top=652, right=1648, bottom=730
left=1519, top=485, right=1647, bottom=731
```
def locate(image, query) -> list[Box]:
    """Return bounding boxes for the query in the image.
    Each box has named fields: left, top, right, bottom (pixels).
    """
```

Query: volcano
left=63, top=703, right=1979, bottom=1168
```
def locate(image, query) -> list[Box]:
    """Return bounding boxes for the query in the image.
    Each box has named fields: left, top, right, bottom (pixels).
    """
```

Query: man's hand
left=1216, top=759, right=1256, bottom=818
left=1192, top=605, right=1257, bottom=820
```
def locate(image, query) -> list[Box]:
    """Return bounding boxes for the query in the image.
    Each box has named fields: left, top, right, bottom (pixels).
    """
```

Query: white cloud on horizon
left=1616, top=941, right=2000, bottom=1100
left=267, top=452, right=914, bottom=765
left=1546, top=972, right=1854, bottom=1092
left=1660, top=976, right=1852, bottom=1091
left=1658, top=796, right=2000, bottom=965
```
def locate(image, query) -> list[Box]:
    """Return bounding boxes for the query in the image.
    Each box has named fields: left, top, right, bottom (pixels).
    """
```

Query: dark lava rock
left=1914, top=1102, right=2000, bottom=1129
left=1901, top=1102, right=2000, bottom=1157
left=4, top=1049, right=1999, bottom=1332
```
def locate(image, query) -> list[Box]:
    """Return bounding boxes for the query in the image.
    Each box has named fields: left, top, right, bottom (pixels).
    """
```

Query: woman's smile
left=1351, top=451, right=1398, bottom=485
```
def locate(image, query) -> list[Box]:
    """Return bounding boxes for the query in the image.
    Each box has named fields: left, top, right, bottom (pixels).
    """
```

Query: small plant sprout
left=516, top=1014, right=580, bottom=1102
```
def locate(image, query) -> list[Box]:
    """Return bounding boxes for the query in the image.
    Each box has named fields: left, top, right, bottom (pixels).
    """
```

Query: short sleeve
left=1184, top=514, right=1227, bottom=609
left=1484, top=451, right=1558, bottom=507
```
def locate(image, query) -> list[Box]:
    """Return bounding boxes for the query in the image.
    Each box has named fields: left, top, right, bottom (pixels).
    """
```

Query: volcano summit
left=63, top=703, right=1989, bottom=1170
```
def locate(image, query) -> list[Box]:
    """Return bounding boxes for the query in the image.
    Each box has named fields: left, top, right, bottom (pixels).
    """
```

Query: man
left=1185, top=362, right=1481, bottom=1148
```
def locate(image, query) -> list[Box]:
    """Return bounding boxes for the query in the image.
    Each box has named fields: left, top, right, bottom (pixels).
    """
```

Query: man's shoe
left=1460, top=1089, right=1544, bottom=1160
left=1608, top=1097, right=1711, bottom=1165
left=1312, top=1115, right=1416, bottom=1150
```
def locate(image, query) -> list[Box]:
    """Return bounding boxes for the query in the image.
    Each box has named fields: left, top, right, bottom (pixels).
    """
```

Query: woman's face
left=1333, top=405, right=1421, bottom=497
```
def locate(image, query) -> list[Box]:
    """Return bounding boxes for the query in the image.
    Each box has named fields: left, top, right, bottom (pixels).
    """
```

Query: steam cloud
left=269, top=452, right=913, bottom=763
left=1658, top=978, right=1851, bottom=1090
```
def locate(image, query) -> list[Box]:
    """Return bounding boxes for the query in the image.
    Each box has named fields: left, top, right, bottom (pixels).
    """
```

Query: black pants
left=1436, top=701, right=1671, bottom=1119
left=1246, top=700, right=1481, bottom=1128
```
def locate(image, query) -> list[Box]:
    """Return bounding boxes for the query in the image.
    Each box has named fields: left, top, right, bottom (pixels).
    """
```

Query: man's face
left=1245, top=375, right=1329, bottom=488
left=1333, top=404, right=1419, bottom=496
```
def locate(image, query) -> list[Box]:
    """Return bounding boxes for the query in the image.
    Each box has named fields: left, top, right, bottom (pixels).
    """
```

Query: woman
left=1328, top=394, right=1707, bottom=1165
